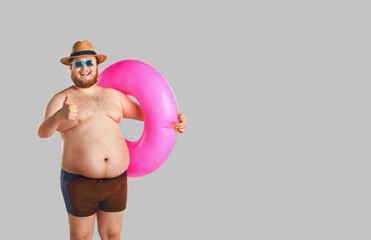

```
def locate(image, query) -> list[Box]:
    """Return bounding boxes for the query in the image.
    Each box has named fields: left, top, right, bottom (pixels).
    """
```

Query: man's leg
left=97, top=209, right=125, bottom=240
left=68, top=213, right=96, bottom=240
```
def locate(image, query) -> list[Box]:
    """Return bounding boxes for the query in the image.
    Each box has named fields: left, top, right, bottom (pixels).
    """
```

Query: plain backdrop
left=1, top=0, right=370, bottom=239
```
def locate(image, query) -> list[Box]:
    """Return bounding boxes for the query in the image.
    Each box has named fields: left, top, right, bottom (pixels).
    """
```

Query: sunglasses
left=72, top=59, right=96, bottom=68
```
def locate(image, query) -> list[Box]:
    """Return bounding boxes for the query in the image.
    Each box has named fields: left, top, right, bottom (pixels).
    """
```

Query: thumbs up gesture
left=59, top=93, right=78, bottom=120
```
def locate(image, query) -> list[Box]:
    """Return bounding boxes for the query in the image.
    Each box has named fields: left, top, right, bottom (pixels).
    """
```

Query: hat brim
left=60, top=54, right=107, bottom=66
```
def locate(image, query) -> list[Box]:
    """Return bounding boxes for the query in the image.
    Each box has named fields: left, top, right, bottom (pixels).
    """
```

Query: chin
left=71, top=74, right=98, bottom=88
left=74, top=80, right=97, bottom=88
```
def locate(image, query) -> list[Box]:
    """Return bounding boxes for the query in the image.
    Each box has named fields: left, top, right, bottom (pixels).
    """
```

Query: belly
left=60, top=114, right=129, bottom=178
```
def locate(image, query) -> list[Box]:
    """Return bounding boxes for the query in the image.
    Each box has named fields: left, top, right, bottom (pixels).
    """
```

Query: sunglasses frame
left=72, top=59, right=97, bottom=69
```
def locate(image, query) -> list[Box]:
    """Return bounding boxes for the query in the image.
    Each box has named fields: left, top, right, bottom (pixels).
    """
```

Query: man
left=38, top=40, right=187, bottom=240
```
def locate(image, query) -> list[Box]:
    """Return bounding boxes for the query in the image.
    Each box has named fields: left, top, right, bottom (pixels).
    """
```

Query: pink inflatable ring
left=97, top=60, right=178, bottom=177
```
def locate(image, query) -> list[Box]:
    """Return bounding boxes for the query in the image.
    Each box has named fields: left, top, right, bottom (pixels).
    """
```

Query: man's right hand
left=59, top=93, right=78, bottom=120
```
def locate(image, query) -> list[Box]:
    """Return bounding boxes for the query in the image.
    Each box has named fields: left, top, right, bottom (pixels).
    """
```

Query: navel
left=104, top=157, right=108, bottom=161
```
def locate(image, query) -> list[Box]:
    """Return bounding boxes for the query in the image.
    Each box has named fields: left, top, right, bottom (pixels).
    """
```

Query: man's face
left=70, top=56, right=98, bottom=88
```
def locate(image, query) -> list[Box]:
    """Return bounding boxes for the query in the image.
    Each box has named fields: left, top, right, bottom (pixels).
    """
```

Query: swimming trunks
left=60, top=168, right=127, bottom=217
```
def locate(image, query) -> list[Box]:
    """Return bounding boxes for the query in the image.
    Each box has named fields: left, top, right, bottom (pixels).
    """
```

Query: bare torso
left=58, top=86, right=129, bottom=178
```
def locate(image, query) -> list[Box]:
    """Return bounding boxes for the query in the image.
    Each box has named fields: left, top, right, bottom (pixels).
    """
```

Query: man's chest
left=72, top=95, right=123, bottom=123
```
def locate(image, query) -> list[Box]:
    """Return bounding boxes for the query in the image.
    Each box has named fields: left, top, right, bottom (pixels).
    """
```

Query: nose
left=81, top=63, right=89, bottom=70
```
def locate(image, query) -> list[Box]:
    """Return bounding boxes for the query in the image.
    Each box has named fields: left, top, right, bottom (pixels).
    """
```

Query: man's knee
left=98, top=227, right=121, bottom=240
left=70, top=229, right=94, bottom=240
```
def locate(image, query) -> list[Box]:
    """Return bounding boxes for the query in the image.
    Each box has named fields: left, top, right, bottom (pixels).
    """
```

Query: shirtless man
left=38, top=41, right=187, bottom=240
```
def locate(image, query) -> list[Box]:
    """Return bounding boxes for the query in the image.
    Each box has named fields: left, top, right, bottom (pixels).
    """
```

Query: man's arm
left=119, top=93, right=144, bottom=121
left=117, top=90, right=187, bottom=132
left=38, top=93, right=78, bottom=138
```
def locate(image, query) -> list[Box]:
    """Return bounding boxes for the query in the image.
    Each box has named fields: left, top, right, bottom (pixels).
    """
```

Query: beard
left=71, top=68, right=98, bottom=88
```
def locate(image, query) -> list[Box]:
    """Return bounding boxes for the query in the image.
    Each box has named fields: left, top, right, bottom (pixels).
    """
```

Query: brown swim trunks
left=60, top=169, right=127, bottom=217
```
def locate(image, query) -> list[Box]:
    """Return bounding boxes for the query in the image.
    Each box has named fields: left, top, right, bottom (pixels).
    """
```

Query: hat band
left=70, top=50, right=97, bottom=57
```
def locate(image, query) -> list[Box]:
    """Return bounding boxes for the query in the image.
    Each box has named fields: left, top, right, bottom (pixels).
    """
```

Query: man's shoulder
left=101, top=86, right=126, bottom=97
left=49, top=86, right=74, bottom=102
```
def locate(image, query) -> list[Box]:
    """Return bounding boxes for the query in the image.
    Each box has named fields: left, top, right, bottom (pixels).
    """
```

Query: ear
left=69, top=58, right=74, bottom=70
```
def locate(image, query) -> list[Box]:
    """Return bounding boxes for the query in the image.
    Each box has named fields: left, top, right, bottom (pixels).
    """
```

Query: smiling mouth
left=80, top=72, right=91, bottom=77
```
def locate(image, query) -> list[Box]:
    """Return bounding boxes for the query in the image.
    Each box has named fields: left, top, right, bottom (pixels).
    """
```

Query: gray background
left=1, top=0, right=370, bottom=239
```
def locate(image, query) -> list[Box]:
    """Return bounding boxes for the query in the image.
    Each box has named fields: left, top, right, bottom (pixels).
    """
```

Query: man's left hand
left=172, top=113, right=187, bottom=133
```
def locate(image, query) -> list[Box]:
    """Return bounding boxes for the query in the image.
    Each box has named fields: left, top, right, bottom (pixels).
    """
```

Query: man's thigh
left=68, top=213, right=96, bottom=239
left=97, top=209, right=125, bottom=238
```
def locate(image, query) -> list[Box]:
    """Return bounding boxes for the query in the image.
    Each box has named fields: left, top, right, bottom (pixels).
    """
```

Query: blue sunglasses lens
left=73, top=61, right=83, bottom=68
left=85, top=60, right=95, bottom=67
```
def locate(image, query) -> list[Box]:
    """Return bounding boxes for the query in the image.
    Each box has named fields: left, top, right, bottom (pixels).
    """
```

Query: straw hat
left=60, top=40, right=107, bottom=66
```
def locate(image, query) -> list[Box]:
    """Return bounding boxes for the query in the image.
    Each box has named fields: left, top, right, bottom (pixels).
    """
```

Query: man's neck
left=72, top=85, right=99, bottom=95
